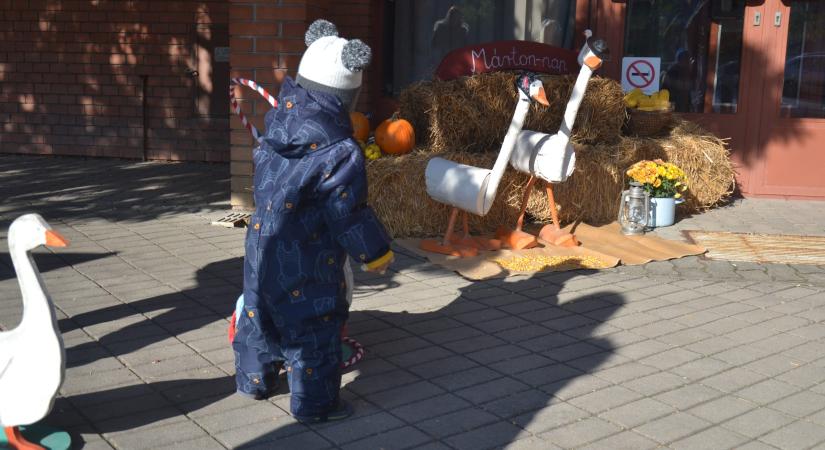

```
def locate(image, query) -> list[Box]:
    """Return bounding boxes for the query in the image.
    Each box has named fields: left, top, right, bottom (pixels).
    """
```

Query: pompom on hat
left=296, top=19, right=371, bottom=110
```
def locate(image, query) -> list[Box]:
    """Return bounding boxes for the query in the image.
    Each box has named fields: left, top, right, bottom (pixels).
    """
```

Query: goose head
left=516, top=72, right=549, bottom=106
left=9, top=213, right=69, bottom=252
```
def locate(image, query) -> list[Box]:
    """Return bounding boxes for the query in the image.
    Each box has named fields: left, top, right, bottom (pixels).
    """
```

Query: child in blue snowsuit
left=232, top=20, right=393, bottom=422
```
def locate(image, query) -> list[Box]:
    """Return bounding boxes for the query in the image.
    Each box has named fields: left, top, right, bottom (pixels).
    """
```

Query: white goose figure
left=1, top=214, right=69, bottom=449
left=421, top=73, right=549, bottom=257
left=499, top=31, right=609, bottom=249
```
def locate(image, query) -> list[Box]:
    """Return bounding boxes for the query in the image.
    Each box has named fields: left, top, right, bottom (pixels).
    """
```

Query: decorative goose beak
left=45, top=229, right=69, bottom=248
left=532, top=87, right=549, bottom=106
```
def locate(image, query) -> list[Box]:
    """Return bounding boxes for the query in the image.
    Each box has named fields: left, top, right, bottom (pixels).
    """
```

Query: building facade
left=1, top=1, right=823, bottom=209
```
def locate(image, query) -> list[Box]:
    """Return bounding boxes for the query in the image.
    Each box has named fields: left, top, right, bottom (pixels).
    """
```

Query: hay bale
left=367, top=119, right=735, bottom=238
left=398, top=72, right=626, bottom=153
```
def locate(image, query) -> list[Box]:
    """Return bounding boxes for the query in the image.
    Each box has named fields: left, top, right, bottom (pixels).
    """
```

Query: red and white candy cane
left=230, top=78, right=278, bottom=142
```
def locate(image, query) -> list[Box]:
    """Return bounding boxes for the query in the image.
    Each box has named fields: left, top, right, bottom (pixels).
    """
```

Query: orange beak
left=532, top=87, right=549, bottom=106
left=45, top=229, right=70, bottom=247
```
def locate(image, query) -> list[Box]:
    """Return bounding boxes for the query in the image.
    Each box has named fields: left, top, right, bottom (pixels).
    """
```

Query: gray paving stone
left=430, top=366, right=503, bottom=391
left=538, top=416, right=621, bottom=448
left=737, top=379, right=802, bottom=405
left=390, top=393, right=471, bottom=423
left=365, top=380, right=445, bottom=409
left=416, top=407, right=500, bottom=439
left=687, top=396, right=755, bottom=423
left=105, top=419, right=210, bottom=450
left=346, top=369, right=419, bottom=396
left=541, top=374, right=613, bottom=401
left=759, top=421, right=825, bottom=449
left=567, top=385, right=644, bottom=414
left=342, top=426, right=432, bottom=450
left=770, top=391, right=825, bottom=417
left=635, top=412, right=711, bottom=444
left=722, top=407, right=795, bottom=438
left=466, top=344, right=534, bottom=367
left=503, top=436, right=562, bottom=450
left=655, top=384, right=724, bottom=410
left=488, top=353, right=554, bottom=375
left=238, top=430, right=332, bottom=450
left=445, top=420, right=530, bottom=450
left=623, top=371, right=688, bottom=396
left=669, top=426, right=750, bottom=450
left=408, top=354, right=478, bottom=379
left=455, top=376, right=529, bottom=405
left=315, top=412, right=404, bottom=445
left=593, top=361, right=658, bottom=384
left=599, top=397, right=675, bottom=428
left=193, top=402, right=287, bottom=434
left=579, top=430, right=661, bottom=450
left=701, top=367, right=768, bottom=393
left=512, top=400, right=590, bottom=433
left=482, top=389, right=553, bottom=418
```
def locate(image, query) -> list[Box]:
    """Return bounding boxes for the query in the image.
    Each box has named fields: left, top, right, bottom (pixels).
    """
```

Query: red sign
left=435, top=41, right=579, bottom=81
left=625, top=60, right=655, bottom=89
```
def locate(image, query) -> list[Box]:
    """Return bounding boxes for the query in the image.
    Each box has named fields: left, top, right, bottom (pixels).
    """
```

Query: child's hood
left=260, top=77, right=354, bottom=159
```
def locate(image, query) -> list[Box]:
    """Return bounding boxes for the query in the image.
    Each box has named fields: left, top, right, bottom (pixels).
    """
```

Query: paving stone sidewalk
left=2, top=154, right=825, bottom=450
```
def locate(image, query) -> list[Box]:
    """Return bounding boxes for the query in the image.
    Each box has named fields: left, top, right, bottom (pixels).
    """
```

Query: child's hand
left=364, top=255, right=394, bottom=275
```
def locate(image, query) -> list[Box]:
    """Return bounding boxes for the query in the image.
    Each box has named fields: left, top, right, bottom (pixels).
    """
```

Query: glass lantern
left=618, top=182, right=650, bottom=235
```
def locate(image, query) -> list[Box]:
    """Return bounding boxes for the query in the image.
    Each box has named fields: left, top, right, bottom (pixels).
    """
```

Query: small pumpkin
left=375, top=113, right=415, bottom=156
left=350, top=111, right=370, bottom=143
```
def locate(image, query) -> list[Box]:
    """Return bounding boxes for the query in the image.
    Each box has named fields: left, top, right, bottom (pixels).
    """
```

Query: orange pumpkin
left=375, top=113, right=415, bottom=155
left=349, top=111, right=370, bottom=143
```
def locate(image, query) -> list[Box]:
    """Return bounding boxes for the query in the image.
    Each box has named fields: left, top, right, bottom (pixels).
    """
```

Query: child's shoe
left=293, top=400, right=353, bottom=424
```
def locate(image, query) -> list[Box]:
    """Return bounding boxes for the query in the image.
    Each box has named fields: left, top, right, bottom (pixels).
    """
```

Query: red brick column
left=228, top=0, right=374, bottom=209
left=230, top=1, right=315, bottom=209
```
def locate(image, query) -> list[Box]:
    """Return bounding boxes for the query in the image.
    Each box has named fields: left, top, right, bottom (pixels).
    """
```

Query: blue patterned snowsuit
left=233, top=77, right=393, bottom=416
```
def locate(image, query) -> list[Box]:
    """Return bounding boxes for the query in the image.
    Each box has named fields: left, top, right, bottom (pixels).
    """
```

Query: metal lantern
left=618, top=182, right=650, bottom=235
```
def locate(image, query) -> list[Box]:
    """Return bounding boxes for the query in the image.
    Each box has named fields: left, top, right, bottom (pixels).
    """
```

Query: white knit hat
left=296, top=19, right=371, bottom=109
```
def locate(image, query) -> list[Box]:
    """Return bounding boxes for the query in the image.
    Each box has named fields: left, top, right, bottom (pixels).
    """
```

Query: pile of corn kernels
left=491, top=255, right=610, bottom=272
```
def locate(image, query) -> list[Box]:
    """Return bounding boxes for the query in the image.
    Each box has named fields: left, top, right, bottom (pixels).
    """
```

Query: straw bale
left=397, top=72, right=626, bottom=154
left=367, top=119, right=735, bottom=238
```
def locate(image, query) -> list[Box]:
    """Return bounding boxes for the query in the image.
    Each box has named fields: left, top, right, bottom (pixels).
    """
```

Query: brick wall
left=229, top=0, right=376, bottom=209
left=0, top=0, right=230, bottom=161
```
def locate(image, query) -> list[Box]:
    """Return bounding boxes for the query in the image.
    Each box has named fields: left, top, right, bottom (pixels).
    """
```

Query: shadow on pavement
left=49, top=249, right=623, bottom=449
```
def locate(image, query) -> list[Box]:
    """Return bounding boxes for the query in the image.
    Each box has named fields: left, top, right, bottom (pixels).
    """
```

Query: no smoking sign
left=621, top=57, right=660, bottom=94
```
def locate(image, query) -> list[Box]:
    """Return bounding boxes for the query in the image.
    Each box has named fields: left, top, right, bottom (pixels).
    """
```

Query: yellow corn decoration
left=491, top=255, right=610, bottom=272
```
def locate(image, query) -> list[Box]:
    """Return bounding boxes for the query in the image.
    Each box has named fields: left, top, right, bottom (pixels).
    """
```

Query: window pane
left=389, top=0, right=577, bottom=95
left=624, top=0, right=744, bottom=114
left=781, top=1, right=825, bottom=118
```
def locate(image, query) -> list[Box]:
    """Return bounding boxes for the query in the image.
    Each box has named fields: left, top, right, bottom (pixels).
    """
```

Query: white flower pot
left=648, top=197, right=683, bottom=228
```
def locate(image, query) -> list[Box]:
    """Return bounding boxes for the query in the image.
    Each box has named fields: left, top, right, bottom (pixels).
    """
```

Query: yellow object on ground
left=364, top=143, right=382, bottom=160
left=492, top=254, right=611, bottom=272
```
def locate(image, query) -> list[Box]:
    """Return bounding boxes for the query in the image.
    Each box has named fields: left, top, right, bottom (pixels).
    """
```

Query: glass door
left=747, top=0, right=825, bottom=196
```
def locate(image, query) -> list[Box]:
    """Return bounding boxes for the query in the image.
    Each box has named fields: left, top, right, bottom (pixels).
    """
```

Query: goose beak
left=532, top=87, right=549, bottom=106
left=45, top=229, right=70, bottom=248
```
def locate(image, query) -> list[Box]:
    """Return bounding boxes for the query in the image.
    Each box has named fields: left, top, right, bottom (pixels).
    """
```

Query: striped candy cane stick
left=229, top=78, right=278, bottom=142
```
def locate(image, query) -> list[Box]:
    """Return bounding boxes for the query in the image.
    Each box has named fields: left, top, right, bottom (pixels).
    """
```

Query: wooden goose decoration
left=1, top=214, right=69, bottom=450
left=421, top=72, right=549, bottom=257
left=499, top=30, right=609, bottom=249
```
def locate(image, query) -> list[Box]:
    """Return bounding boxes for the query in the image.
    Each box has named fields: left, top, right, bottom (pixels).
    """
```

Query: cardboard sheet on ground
left=399, top=222, right=705, bottom=280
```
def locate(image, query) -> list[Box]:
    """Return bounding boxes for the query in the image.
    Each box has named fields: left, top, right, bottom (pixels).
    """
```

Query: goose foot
left=450, top=211, right=501, bottom=252
left=420, top=208, right=478, bottom=257
left=496, top=175, right=539, bottom=250
left=495, top=226, right=539, bottom=250
left=4, top=427, right=45, bottom=450
left=538, top=225, right=579, bottom=247
left=539, top=182, right=578, bottom=247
